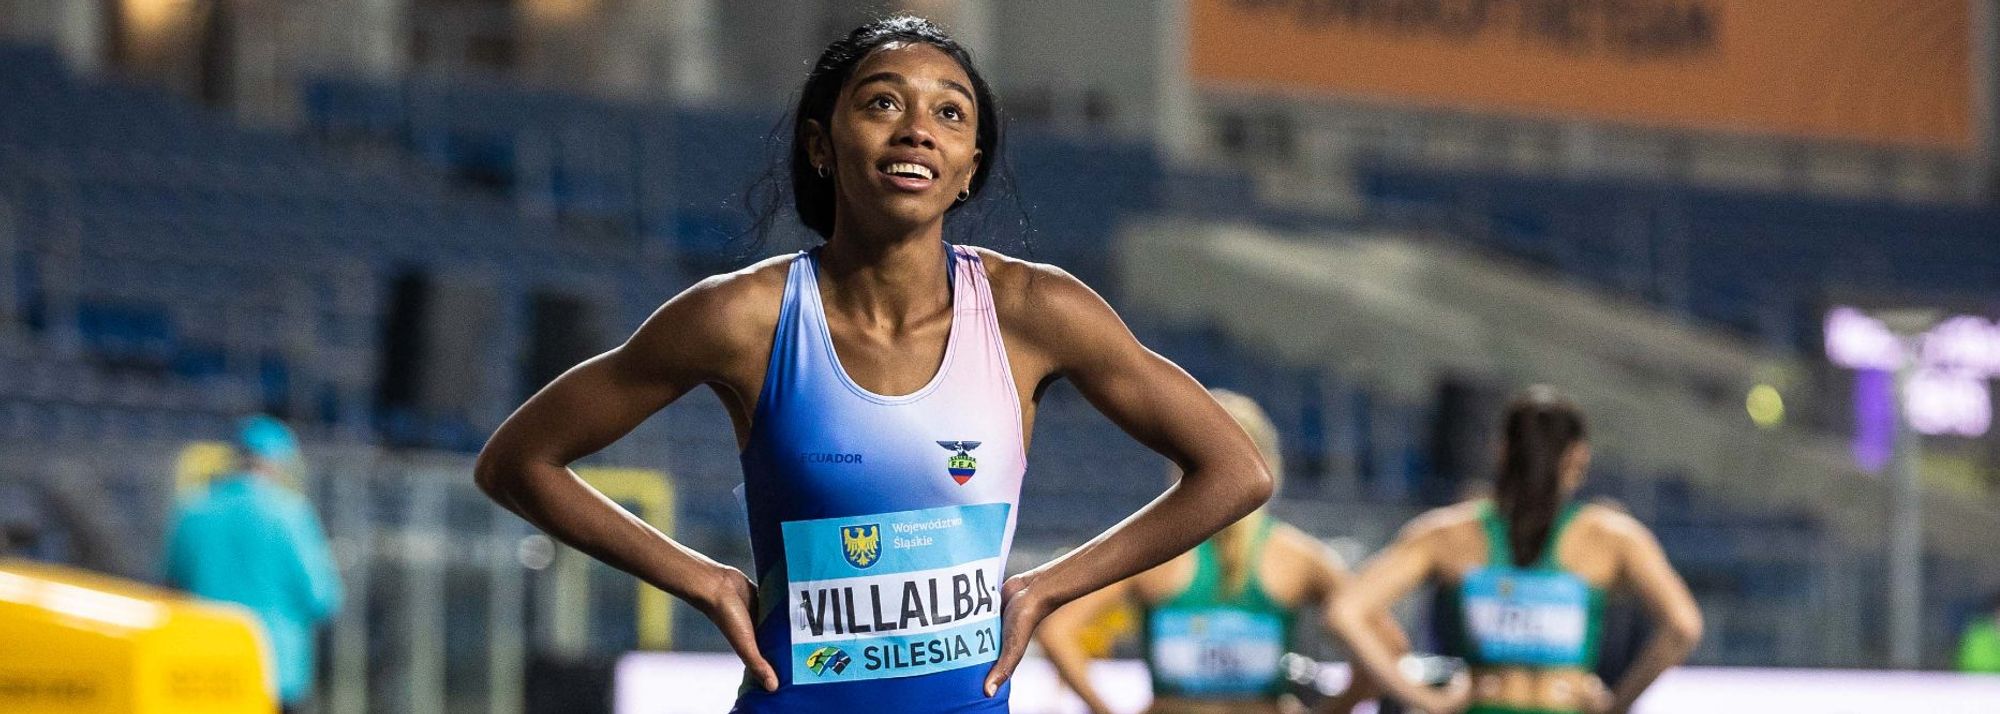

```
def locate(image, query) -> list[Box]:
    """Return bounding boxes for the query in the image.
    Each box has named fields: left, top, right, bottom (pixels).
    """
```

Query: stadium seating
left=0, top=42, right=1987, bottom=671
left=1358, top=163, right=2000, bottom=347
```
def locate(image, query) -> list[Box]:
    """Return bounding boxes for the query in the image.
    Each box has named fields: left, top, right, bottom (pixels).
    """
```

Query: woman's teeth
left=885, top=162, right=934, bottom=180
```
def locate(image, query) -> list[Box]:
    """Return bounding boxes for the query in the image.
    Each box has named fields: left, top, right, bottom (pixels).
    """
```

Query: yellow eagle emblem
left=840, top=524, right=880, bottom=569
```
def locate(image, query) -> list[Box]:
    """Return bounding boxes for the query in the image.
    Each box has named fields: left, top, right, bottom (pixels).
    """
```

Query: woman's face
left=807, top=42, right=982, bottom=236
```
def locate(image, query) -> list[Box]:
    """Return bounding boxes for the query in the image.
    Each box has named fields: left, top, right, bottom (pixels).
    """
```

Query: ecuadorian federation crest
left=937, top=440, right=982, bottom=485
left=840, top=524, right=880, bottom=569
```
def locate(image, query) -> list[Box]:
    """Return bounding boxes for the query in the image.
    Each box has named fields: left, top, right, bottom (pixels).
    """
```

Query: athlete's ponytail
left=1493, top=386, right=1588, bottom=568
left=1209, top=390, right=1281, bottom=599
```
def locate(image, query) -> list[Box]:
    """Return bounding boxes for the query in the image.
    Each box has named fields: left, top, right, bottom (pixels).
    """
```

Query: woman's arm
left=1033, top=576, right=1133, bottom=714
left=983, top=264, right=1276, bottom=695
left=473, top=273, right=782, bottom=691
left=1601, top=514, right=1703, bottom=714
left=1328, top=518, right=1468, bottom=714
left=1305, top=537, right=1409, bottom=714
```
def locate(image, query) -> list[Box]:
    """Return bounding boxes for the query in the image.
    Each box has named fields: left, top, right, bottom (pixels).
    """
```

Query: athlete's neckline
left=803, top=244, right=965, bottom=404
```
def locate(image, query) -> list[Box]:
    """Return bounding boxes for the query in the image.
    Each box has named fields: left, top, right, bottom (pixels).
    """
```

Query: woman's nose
left=893, top=116, right=938, bottom=149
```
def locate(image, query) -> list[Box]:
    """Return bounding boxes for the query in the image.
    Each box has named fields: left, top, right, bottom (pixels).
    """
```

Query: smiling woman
left=474, top=15, right=1275, bottom=714
left=788, top=16, right=1000, bottom=242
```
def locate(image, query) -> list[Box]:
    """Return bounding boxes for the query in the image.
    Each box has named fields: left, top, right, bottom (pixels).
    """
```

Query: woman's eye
left=939, top=105, right=965, bottom=122
left=868, top=96, right=897, bottom=111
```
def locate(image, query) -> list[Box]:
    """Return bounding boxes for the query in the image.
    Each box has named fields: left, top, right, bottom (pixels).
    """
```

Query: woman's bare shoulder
left=1572, top=501, right=1655, bottom=550
left=1404, top=501, right=1486, bottom=539
left=964, top=245, right=1088, bottom=315
left=632, top=255, right=792, bottom=349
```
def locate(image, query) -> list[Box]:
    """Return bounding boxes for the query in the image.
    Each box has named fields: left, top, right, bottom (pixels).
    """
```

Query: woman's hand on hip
left=690, top=562, right=779, bottom=692
left=983, top=571, right=1055, bottom=697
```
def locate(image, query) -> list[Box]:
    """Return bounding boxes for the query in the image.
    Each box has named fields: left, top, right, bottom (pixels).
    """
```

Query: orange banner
left=1191, top=0, right=1973, bottom=150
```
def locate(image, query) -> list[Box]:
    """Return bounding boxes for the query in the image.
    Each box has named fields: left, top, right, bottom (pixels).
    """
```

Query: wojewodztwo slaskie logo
left=841, top=524, right=881, bottom=569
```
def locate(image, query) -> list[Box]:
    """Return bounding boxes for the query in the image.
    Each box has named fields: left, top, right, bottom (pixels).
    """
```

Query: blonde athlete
left=1039, top=390, right=1403, bottom=714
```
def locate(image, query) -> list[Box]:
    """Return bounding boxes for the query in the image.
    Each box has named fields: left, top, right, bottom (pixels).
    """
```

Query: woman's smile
left=878, top=154, right=940, bottom=193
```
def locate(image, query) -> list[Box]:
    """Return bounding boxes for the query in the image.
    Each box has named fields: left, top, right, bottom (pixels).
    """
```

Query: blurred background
left=0, top=0, right=1997, bottom=712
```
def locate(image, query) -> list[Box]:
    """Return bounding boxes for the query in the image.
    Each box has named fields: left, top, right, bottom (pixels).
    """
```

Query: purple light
left=1852, top=369, right=1894, bottom=473
left=1826, top=306, right=1998, bottom=439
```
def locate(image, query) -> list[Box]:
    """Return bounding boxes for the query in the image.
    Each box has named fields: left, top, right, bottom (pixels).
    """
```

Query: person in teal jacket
left=165, top=415, right=343, bottom=712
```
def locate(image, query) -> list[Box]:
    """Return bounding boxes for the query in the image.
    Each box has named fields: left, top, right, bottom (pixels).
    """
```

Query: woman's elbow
left=1327, top=598, right=1368, bottom=642
left=1033, top=621, right=1070, bottom=651
left=1668, top=611, right=1705, bottom=651
left=472, top=447, right=515, bottom=499
left=1235, top=463, right=1276, bottom=515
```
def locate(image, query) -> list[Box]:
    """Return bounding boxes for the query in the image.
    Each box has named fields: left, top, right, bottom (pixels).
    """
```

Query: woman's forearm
left=1330, top=603, right=1437, bottom=709
left=477, top=458, right=724, bottom=601
left=1608, top=629, right=1698, bottom=712
left=1024, top=463, right=1269, bottom=608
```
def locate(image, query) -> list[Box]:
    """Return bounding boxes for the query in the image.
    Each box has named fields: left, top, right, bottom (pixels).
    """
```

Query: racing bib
left=1147, top=608, right=1286, bottom=695
left=782, top=503, right=1010, bottom=686
left=1460, top=567, right=1590, bottom=667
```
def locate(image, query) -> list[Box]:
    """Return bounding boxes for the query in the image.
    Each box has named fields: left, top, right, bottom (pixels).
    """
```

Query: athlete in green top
left=1332, top=386, right=1703, bottom=714
left=1039, top=390, right=1405, bottom=714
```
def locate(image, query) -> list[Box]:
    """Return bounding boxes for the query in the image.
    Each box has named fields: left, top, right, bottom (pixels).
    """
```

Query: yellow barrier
left=1077, top=602, right=1137, bottom=659
left=172, top=441, right=237, bottom=496
left=568, top=467, right=676, bottom=650
left=0, top=559, right=275, bottom=714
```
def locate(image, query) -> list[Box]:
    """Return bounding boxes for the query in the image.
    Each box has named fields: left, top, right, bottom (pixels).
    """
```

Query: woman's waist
left=734, top=664, right=1009, bottom=712
left=1466, top=665, right=1602, bottom=713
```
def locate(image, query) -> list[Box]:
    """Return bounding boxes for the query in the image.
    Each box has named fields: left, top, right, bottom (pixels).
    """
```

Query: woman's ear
left=804, top=118, right=832, bottom=172
left=965, top=148, right=983, bottom=193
